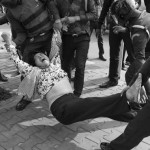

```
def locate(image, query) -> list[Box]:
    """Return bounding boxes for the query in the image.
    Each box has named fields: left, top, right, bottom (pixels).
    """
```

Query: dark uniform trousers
left=109, top=22, right=135, bottom=82
left=110, top=57, right=150, bottom=150
left=62, top=33, right=90, bottom=96
left=22, top=29, right=53, bottom=63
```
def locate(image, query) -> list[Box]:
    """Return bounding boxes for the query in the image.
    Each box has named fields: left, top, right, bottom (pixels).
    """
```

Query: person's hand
left=61, top=16, right=68, bottom=23
left=113, top=25, right=127, bottom=34
left=62, top=23, right=68, bottom=32
left=53, top=19, right=63, bottom=31
left=5, top=44, right=16, bottom=54
left=65, top=16, right=80, bottom=24
left=139, top=86, right=148, bottom=104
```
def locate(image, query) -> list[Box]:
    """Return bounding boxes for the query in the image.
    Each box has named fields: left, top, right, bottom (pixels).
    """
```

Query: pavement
left=0, top=24, right=150, bottom=150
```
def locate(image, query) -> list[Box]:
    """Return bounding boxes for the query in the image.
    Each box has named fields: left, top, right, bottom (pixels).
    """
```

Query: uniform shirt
left=6, top=0, right=58, bottom=46
left=49, top=0, right=96, bottom=35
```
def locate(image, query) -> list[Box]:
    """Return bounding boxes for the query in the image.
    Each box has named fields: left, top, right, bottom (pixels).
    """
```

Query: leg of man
left=16, top=32, right=53, bottom=111
left=109, top=101, right=150, bottom=150
left=62, top=34, right=76, bottom=80
left=97, top=31, right=106, bottom=61
left=108, top=23, right=123, bottom=83
left=15, top=41, right=39, bottom=111
left=122, top=30, right=135, bottom=66
left=99, top=22, right=123, bottom=88
left=109, top=24, right=123, bottom=84
left=73, top=36, right=90, bottom=97
left=125, top=30, right=147, bottom=85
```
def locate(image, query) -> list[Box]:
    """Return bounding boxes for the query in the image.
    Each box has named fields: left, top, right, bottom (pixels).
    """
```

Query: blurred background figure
left=90, top=0, right=107, bottom=61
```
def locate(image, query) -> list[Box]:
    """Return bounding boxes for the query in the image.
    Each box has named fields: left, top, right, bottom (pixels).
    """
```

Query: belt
left=29, top=30, right=52, bottom=42
left=63, top=32, right=87, bottom=37
left=72, top=33, right=87, bottom=37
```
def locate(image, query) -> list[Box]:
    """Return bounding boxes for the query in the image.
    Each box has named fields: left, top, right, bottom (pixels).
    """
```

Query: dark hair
left=111, top=0, right=132, bottom=20
left=28, top=51, right=41, bottom=66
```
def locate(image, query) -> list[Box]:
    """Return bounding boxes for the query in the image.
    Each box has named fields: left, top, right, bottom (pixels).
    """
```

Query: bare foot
left=126, top=73, right=142, bottom=103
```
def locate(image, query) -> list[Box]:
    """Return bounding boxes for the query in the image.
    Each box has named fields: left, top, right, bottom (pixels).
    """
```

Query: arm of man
left=63, top=0, right=97, bottom=24
left=0, top=14, right=8, bottom=25
left=80, top=0, right=97, bottom=21
left=41, top=0, right=61, bottom=22
left=42, top=0, right=62, bottom=30
left=6, top=10, right=27, bottom=46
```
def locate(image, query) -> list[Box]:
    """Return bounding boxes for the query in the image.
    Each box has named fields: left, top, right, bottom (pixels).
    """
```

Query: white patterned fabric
left=10, top=31, right=67, bottom=99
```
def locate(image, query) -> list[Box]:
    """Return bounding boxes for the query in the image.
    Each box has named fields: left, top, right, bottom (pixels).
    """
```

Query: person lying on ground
left=6, top=30, right=144, bottom=125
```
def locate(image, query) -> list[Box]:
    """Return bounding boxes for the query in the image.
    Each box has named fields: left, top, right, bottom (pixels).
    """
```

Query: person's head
left=0, top=0, right=20, bottom=8
left=28, top=51, right=50, bottom=69
left=111, top=0, right=141, bottom=24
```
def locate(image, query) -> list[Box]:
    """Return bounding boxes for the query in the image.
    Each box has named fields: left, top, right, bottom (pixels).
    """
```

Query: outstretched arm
left=6, top=45, right=33, bottom=77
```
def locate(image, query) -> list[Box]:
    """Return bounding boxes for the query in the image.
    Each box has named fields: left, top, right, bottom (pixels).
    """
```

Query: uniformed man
left=0, top=0, right=62, bottom=111
left=100, top=0, right=150, bottom=149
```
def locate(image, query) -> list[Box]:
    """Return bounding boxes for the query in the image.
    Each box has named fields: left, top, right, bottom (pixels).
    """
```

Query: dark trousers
left=110, top=57, right=150, bottom=150
left=97, top=31, right=105, bottom=57
left=22, top=31, right=53, bottom=63
left=51, top=93, right=130, bottom=125
left=110, top=101, right=150, bottom=150
left=62, top=34, right=90, bottom=96
left=125, top=29, right=148, bottom=85
left=90, top=23, right=104, bottom=57
left=144, top=0, right=150, bottom=13
left=109, top=22, right=134, bottom=82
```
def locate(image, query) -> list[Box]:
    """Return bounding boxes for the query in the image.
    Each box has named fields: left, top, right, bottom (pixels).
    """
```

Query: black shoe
left=99, top=55, right=107, bottom=61
left=99, top=80, right=118, bottom=88
left=0, top=72, right=8, bottom=82
left=100, top=142, right=113, bottom=150
left=16, top=96, right=31, bottom=111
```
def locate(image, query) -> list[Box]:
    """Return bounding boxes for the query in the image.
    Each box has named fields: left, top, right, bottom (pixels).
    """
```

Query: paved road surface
left=0, top=24, right=150, bottom=150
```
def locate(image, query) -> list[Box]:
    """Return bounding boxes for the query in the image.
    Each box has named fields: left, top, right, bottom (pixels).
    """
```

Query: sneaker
left=16, top=96, right=31, bottom=111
